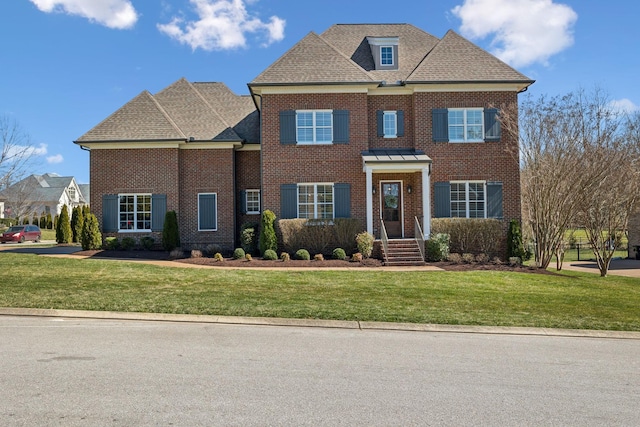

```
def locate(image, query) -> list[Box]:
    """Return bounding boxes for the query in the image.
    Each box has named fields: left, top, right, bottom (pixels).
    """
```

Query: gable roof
left=250, top=23, right=532, bottom=87
left=407, top=30, right=532, bottom=83
left=76, top=79, right=258, bottom=144
left=0, top=173, right=86, bottom=205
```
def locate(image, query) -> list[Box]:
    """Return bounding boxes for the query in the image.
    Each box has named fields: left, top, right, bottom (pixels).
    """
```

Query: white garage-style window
left=119, top=194, right=151, bottom=231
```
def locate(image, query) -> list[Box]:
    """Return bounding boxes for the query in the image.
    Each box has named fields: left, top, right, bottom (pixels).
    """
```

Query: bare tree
left=0, top=114, right=38, bottom=190
left=500, top=87, right=638, bottom=273
left=578, top=108, right=640, bottom=276
left=501, top=92, right=590, bottom=269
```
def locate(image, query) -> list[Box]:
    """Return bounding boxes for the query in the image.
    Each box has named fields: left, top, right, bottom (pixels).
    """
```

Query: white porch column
left=365, top=166, right=373, bottom=235
left=422, top=166, right=431, bottom=239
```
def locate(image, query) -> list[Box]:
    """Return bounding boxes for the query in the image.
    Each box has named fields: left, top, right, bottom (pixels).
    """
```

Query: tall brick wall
left=90, top=148, right=180, bottom=244
left=260, top=93, right=369, bottom=225
left=235, top=149, right=262, bottom=230
left=414, top=91, right=522, bottom=221
left=178, top=148, right=235, bottom=249
left=260, top=90, right=522, bottom=236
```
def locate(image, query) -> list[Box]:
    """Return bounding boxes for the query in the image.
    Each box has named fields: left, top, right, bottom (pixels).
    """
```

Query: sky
left=1, top=0, right=639, bottom=185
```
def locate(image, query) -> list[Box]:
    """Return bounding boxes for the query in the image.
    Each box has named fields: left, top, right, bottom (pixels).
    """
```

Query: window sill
left=448, top=140, right=485, bottom=144
left=296, top=142, right=333, bottom=146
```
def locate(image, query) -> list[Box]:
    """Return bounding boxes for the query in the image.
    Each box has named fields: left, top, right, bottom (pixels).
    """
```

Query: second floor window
left=448, top=108, right=484, bottom=142
left=383, top=111, right=397, bottom=138
left=297, top=110, right=333, bottom=144
left=68, top=187, right=76, bottom=200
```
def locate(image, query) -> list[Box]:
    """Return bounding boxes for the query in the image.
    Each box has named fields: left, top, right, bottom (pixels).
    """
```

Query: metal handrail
left=380, top=219, right=389, bottom=264
left=414, top=216, right=426, bottom=261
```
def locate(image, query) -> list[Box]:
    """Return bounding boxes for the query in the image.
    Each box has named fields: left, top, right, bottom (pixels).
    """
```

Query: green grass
left=2, top=253, right=639, bottom=331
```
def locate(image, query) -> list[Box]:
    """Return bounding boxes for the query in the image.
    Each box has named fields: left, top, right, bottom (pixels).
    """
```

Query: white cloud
left=451, top=0, right=577, bottom=67
left=609, top=98, right=639, bottom=113
left=157, top=0, right=285, bottom=51
left=47, top=154, right=64, bottom=164
left=29, top=0, right=138, bottom=29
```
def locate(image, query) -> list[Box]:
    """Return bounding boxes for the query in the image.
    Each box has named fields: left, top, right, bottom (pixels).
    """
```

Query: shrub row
left=431, top=218, right=504, bottom=258
left=277, top=218, right=363, bottom=256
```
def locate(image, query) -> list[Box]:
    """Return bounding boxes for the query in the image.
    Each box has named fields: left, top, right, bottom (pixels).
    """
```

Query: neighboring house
left=75, top=23, right=533, bottom=252
left=628, top=210, right=640, bottom=259
left=0, top=173, right=89, bottom=221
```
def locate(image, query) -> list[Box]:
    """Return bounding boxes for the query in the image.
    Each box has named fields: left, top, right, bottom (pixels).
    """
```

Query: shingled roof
left=407, top=30, right=532, bottom=83
left=76, top=79, right=258, bottom=143
left=250, top=23, right=532, bottom=86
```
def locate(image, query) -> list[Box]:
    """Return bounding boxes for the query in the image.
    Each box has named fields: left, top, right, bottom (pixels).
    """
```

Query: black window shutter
left=333, top=110, right=349, bottom=144
left=434, top=182, right=451, bottom=218
left=102, top=194, right=118, bottom=232
left=279, top=110, right=296, bottom=145
left=333, top=183, right=351, bottom=218
left=198, top=194, right=217, bottom=230
left=376, top=110, right=384, bottom=137
left=432, top=109, right=449, bottom=142
left=486, top=182, right=503, bottom=219
left=484, top=108, right=501, bottom=142
left=239, top=190, right=247, bottom=215
left=397, top=110, right=404, bottom=137
left=151, top=194, right=167, bottom=231
left=280, top=184, right=298, bottom=219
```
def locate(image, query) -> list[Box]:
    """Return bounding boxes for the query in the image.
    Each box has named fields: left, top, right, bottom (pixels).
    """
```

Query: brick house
left=75, top=24, right=533, bottom=253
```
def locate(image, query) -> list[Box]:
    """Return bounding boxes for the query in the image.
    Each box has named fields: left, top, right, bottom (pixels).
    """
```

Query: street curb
left=2, top=307, right=639, bottom=340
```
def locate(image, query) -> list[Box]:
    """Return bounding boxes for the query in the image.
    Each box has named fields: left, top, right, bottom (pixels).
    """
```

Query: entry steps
left=382, top=239, right=425, bottom=266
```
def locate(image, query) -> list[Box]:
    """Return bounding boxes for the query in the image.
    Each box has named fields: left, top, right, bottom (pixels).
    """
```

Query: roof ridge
left=186, top=80, right=236, bottom=133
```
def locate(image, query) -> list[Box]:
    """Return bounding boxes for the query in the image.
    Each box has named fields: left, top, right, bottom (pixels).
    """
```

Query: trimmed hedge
left=431, top=218, right=504, bottom=257
left=278, top=218, right=362, bottom=255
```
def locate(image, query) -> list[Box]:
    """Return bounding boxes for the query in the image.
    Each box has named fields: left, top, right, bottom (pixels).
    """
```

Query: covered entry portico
left=362, top=149, right=433, bottom=239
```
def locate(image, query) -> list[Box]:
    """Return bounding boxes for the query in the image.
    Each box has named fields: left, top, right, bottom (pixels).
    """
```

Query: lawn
left=3, top=253, right=639, bottom=331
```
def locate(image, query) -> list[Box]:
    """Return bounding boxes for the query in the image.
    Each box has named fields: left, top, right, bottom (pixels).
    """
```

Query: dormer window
left=380, top=46, right=394, bottom=66
left=69, top=187, right=76, bottom=200
left=366, top=36, right=399, bottom=71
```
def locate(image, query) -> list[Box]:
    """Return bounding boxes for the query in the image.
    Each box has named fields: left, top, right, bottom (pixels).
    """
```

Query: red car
left=0, top=225, right=42, bottom=243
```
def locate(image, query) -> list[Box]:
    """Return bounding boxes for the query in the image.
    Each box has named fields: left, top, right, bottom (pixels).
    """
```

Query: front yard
left=2, top=252, right=639, bottom=331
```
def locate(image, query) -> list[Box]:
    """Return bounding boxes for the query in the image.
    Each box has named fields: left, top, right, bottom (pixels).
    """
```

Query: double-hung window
left=451, top=182, right=486, bottom=218
left=298, top=184, right=334, bottom=219
left=448, top=108, right=484, bottom=142
left=119, top=194, right=151, bottom=231
left=296, top=110, right=333, bottom=144
left=380, top=46, right=394, bottom=66
left=245, top=189, right=260, bottom=215
left=383, top=111, right=397, bottom=138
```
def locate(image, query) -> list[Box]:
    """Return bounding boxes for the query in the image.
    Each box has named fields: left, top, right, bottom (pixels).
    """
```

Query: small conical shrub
left=55, top=204, right=72, bottom=244
left=80, top=213, right=102, bottom=250
left=162, top=210, right=180, bottom=251
left=506, top=219, right=525, bottom=260
left=71, top=206, right=85, bottom=243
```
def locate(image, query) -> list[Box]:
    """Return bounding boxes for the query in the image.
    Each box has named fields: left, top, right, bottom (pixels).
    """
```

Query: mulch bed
left=72, top=249, right=550, bottom=273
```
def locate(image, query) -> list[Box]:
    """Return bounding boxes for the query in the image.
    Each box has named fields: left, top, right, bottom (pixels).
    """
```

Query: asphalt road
left=1, top=316, right=639, bottom=426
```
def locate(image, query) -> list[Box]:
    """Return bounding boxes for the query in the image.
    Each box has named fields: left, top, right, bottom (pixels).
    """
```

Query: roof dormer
left=366, top=36, right=399, bottom=71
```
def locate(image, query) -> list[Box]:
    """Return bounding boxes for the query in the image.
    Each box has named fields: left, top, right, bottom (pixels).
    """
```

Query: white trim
left=118, top=193, right=152, bottom=232
left=296, top=183, right=334, bottom=220
left=236, top=144, right=261, bottom=151
left=245, top=189, right=260, bottom=215
left=365, top=167, right=373, bottom=235
left=450, top=181, right=487, bottom=219
left=379, top=180, right=405, bottom=238
left=383, top=110, right=397, bottom=138
left=76, top=141, right=242, bottom=150
left=198, top=192, right=218, bottom=231
left=380, top=46, right=394, bottom=66
left=295, top=110, right=333, bottom=145
left=447, top=108, right=485, bottom=143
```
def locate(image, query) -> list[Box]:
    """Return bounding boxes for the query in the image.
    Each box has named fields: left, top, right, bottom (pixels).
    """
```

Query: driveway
left=562, top=258, right=640, bottom=278
left=0, top=241, right=84, bottom=255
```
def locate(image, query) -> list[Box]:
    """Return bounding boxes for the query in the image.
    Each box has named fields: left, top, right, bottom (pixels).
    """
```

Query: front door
left=381, top=182, right=402, bottom=238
